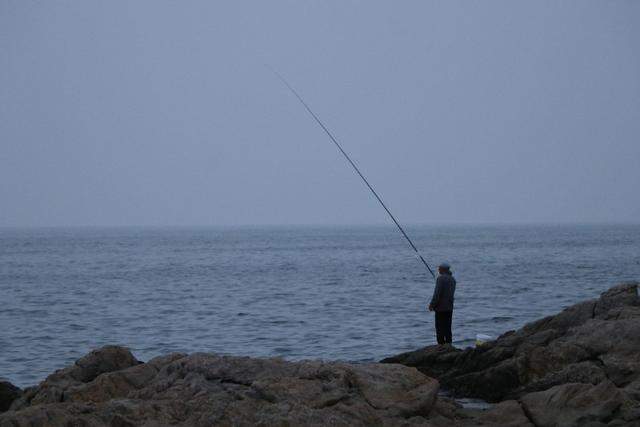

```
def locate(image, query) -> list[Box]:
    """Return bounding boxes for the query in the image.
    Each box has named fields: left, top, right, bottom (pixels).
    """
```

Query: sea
left=1, top=224, right=639, bottom=388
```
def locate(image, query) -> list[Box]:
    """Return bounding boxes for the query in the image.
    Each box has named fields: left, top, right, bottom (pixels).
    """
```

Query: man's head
left=438, top=262, right=451, bottom=274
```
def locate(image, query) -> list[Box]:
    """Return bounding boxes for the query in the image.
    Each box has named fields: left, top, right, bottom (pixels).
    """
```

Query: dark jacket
left=430, top=273, right=456, bottom=312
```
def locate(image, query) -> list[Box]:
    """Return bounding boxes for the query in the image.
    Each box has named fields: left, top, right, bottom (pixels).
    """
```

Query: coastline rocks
left=383, top=282, right=640, bottom=403
left=519, top=380, right=639, bottom=427
left=10, top=345, right=141, bottom=410
left=1, top=347, right=440, bottom=426
left=0, top=381, right=21, bottom=413
left=383, top=282, right=640, bottom=426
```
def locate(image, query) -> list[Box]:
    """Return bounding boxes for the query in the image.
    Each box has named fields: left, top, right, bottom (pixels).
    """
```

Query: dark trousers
left=435, top=311, right=453, bottom=345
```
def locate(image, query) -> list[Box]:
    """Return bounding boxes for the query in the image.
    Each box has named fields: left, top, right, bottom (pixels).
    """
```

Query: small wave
left=491, top=316, right=514, bottom=322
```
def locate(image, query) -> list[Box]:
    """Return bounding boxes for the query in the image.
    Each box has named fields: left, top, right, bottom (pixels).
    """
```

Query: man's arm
left=429, top=277, right=443, bottom=310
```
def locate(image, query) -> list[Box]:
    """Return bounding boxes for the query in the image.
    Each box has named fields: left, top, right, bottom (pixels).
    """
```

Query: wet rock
left=0, top=381, right=21, bottom=413
left=1, top=348, right=439, bottom=426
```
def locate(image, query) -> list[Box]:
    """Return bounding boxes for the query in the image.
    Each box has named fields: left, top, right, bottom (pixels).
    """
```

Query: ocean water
left=1, top=224, right=639, bottom=388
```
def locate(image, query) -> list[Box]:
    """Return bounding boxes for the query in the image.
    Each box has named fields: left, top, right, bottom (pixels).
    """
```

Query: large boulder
left=383, top=282, right=640, bottom=403
left=1, top=347, right=440, bottom=426
left=520, top=380, right=640, bottom=427
left=10, top=345, right=141, bottom=410
left=0, top=381, right=21, bottom=413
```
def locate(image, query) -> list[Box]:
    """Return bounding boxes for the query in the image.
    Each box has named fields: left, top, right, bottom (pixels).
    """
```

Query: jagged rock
left=519, top=380, right=638, bottom=427
left=512, top=360, right=607, bottom=396
left=423, top=396, right=461, bottom=425
left=469, top=400, right=533, bottom=427
left=383, top=282, right=640, bottom=403
left=594, top=282, right=639, bottom=317
left=51, top=345, right=140, bottom=385
left=421, top=398, right=537, bottom=427
left=0, top=381, right=21, bottom=413
left=10, top=345, right=140, bottom=411
left=1, top=348, right=439, bottom=426
left=381, top=345, right=462, bottom=378
left=625, top=379, right=640, bottom=401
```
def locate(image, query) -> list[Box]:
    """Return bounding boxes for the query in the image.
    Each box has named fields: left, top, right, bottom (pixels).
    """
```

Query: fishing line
left=269, top=67, right=435, bottom=279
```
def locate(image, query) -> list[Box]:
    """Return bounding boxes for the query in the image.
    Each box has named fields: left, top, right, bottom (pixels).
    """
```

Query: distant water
left=1, top=224, right=639, bottom=387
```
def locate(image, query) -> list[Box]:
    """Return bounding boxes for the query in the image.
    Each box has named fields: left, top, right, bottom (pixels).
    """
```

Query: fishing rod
left=270, top=68, right=436, bottom=279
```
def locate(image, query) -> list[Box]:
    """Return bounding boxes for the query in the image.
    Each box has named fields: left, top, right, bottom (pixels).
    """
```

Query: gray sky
left=1, top=1, right=639, bottom=226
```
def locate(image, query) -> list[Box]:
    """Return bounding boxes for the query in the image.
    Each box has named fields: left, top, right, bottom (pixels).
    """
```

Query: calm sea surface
left=2, top=224, right=639, bottom=387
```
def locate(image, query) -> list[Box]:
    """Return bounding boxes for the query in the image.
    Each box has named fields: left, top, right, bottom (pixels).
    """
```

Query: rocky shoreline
left=1, top=282, right=638, bottom=426
left=383, top=282, right=640, bottom=426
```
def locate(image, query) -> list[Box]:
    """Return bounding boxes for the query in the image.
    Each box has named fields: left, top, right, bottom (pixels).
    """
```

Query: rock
left=519, top=380, right=631, bottom=427
left=512, top=360, right=607, bottom=396
left=594, top=282, right=640, bottom=318
left=438, top=357, right=523, bottom=403
left=10, top=345, right=140, bottom=411
left=1, top=348, right=440, bottom=426
left=625, top=379, right=640, bottom=401
left=43, top=345, right=140, bottom=387
left=470, top=400, right=533, bottom=427
left=383, top=282, right=640, bottom=403
left=420, top=397, right=538, bottom=427
left=424, top=396, right=461, bottom=424
left=0, top=381, right=21, bottom=413
left=381, top=345, right=462, bottom=378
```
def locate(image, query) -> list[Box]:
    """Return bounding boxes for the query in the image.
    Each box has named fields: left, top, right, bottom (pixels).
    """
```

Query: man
left=428, top=262, right=456, bottom=345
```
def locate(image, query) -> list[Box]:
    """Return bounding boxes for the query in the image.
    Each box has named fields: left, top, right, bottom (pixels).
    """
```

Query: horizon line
left=1, top=220, right=639, bottom=229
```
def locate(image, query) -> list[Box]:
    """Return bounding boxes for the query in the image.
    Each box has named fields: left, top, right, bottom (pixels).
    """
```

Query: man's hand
left=428, top=304, right=434, bottom=311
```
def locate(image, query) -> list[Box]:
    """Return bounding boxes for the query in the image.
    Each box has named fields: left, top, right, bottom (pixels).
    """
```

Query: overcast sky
left=1, top=1, right=639, bottom=226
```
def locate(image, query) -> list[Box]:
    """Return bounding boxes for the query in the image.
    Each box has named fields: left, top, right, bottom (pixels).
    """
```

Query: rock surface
left=0, top=381, right=21, bottom=413
left=383, top=282, right=640, bottom=425
left=520, top=380, right=639, bottom=427
left=1, top=346, right=442, bottom=426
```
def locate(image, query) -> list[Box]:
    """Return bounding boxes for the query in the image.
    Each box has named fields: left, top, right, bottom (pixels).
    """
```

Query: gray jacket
left=430, top=273, right=456, bottom=312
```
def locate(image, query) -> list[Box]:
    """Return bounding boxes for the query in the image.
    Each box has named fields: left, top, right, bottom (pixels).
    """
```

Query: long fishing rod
left=271, top=68, right=436, bottom=279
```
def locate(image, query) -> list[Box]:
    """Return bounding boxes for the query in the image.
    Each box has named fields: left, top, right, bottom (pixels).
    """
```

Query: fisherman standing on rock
left=428, top=263, right=456, bottom=345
